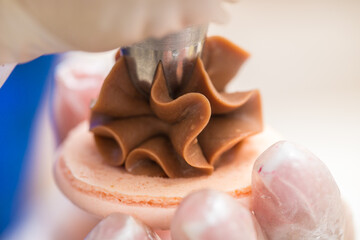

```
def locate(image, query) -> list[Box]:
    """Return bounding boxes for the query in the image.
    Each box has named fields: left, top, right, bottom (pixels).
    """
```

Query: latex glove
left=0, top=0, right=235, bottom=64
left=169, top=142, right=354, bottom=240
left=54, top=56, right=354, bottom=240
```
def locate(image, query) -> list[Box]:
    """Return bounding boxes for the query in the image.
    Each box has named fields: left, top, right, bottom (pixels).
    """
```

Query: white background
left=210, top=0, right=360, bottom=234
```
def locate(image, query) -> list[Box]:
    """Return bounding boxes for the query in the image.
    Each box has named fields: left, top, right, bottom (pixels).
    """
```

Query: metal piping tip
left=121, top=24, right=208, bottom=97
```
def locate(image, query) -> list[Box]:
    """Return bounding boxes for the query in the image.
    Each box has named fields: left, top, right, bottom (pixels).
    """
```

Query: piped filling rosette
left=90, top=36, right=263, bottom=178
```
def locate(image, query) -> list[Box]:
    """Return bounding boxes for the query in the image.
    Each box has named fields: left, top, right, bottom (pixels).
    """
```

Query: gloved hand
left=54, top=53, right=354, bottom=240
left=0, top=0, right=235, bottom=64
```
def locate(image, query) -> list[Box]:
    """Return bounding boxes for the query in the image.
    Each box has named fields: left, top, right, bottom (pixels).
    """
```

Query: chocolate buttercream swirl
left=90, top=36, right=263, bottom=178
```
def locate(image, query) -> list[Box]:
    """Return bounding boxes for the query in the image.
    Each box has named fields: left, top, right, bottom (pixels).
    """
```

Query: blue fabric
left=0, top=55, right=56, bottom=234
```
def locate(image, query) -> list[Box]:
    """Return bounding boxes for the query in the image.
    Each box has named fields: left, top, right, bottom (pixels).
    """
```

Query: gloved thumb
left=251, top=141, right=353, bottom=239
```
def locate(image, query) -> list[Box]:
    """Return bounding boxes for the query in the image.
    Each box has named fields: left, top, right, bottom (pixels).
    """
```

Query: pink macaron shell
left=54, top=122, right=281, bottom=229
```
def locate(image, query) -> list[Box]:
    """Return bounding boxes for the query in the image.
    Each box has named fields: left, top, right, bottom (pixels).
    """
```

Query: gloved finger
left=252, top=141, right=350, bottom=240
left=52, top=52, right=114, bottom=142
left=170, top=189, right=261, bottom=240
left=85, top=213, right=160, bottom=240
left=1, top=0, right=233, bottom=64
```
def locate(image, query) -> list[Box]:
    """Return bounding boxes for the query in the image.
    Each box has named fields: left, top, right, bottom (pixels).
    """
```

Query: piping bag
left=121, top=24, right=208, bottom=97
left=0, top=25, right=208, bottom=90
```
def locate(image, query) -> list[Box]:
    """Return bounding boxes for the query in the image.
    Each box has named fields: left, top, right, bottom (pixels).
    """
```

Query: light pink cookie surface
left=54, top=121, right=281, bottom=229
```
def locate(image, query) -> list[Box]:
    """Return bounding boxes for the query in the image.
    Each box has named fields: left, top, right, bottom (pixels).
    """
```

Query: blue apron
left=0, top=55, right=56, bottom=234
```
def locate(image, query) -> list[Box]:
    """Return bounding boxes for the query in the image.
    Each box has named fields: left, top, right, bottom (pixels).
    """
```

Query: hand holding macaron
left=84, top=141, right=354, bottom=240
left=53, top=60, right=354, bottom=240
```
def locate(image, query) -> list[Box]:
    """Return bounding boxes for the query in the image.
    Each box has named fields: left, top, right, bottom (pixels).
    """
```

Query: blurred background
left=212, top=0, right=360, bottom=233
left=0, top=0, right=359, bottom=238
